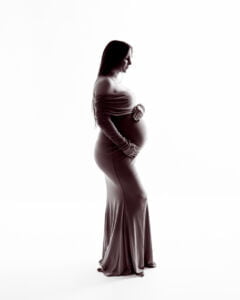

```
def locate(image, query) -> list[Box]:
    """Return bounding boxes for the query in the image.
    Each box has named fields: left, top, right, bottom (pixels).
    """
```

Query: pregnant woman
left=92, top=40, right=156, bottom=277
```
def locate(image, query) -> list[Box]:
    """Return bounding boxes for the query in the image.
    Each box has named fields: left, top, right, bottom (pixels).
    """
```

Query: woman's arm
left=96, top=112, right=139, bottom=157
left=96, top=113, right=128, bottom=149
left=94, top=78, right=139, bottom=157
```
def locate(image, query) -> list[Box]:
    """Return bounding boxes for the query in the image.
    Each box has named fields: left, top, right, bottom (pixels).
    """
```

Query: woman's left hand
left=132, top=104, right=145, bottom=121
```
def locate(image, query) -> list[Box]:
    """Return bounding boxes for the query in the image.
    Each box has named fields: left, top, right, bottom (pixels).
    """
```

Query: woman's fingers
left=123, top=142, right=139, bottom=158
left=132, top=104, right=145, bottom=121
left=133, top=111, right=143, bottom=121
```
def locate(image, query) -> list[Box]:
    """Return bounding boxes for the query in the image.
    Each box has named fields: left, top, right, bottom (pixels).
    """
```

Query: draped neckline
left=93, top=89, right=136, bottom=117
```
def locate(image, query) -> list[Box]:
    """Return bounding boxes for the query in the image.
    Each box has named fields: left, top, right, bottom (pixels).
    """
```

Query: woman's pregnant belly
left=111, top=113, right=147, bottom=148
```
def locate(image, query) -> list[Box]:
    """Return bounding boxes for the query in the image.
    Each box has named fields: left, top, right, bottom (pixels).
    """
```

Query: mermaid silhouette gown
left=93, top=89, right=155, bottom=276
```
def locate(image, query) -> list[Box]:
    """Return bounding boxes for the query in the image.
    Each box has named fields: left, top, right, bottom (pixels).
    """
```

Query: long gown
left=93, top=89, right=155, bottom=276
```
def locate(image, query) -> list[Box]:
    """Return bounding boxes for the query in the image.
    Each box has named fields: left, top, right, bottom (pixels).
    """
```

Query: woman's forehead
left=126, top=48, right=132, bottom=57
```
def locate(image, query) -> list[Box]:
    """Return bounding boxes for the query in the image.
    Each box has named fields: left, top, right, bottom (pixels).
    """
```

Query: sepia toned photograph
left=0, top=0, right=240, bottom=299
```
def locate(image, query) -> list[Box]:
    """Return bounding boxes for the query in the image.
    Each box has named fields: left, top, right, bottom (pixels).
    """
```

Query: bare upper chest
left=110, top=80, right=129, bottom=94
left=94, top=77, right=130, bottom=96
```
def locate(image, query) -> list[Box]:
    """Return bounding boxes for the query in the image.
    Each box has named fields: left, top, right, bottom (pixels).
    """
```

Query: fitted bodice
left=93, top=87, right=146, bottom=150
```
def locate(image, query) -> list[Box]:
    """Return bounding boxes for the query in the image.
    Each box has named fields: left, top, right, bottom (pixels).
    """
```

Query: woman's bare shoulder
left=94, top=76, right=114, bottom=96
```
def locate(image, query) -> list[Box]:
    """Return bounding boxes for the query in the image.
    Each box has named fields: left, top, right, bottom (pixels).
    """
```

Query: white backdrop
left=0, top=0, right=240, bottom=299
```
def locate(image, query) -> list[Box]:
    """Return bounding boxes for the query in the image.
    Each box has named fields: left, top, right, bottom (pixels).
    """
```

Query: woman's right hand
left=132, top=104, right=145, bottom=121
left=122, top=142, right=140, bottom=158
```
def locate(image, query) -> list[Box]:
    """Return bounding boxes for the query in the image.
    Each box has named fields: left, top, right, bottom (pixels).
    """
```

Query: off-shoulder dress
left=93, top=89, right=156, bottom=276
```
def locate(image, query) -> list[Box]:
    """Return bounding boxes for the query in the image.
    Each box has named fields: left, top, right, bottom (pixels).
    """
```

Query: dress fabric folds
left=93, top=91, right=155, bottom=276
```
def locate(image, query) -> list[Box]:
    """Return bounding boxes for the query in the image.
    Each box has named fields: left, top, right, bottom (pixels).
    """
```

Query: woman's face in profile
left=119, top=48, right=132, bottom=73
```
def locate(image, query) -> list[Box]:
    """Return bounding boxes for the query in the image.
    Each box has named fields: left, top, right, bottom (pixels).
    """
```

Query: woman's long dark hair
left=92, top=40, right=132, bottom=127
left=98, top=40, right=132, bottom=76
